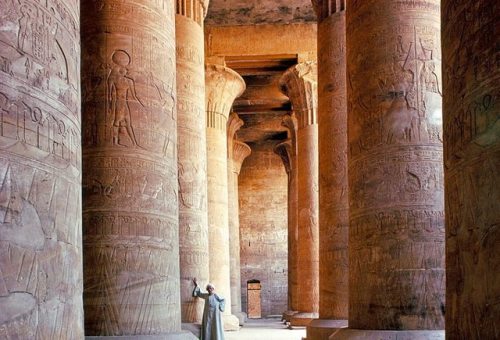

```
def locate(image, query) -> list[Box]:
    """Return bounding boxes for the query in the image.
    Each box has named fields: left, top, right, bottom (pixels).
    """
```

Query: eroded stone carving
left=82, top=0, right=182, bottom=336
left=0, top=0, right=83, bottom=337
left=308, top=3, right=349, bottom=339
left=345, top=0, right=445, bottom=332
left=442, top=1, right=500, bottom=339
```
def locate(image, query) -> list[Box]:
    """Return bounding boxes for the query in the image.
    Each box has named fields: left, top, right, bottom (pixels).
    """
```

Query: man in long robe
left=193, top=278, right=225, bottom=340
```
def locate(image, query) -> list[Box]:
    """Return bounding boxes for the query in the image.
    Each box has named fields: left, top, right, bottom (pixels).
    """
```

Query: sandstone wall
left=239, top=142, right=288, bottom=317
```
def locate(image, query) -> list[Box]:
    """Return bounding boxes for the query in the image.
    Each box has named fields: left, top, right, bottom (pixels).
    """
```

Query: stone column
left=279, top=62, right=319, bottom=327
left=442, top=2, right=500, bottom=339
left=308, top=1, right=349, bottom=339
left=176, top=0, right=210, bottom=327
left=205, top=64, right=245, bottom=331
left=228, top=132, right=251, bottom=325
left=0, top=1, right=84, bottom=337
left=82, top=2, right=191, bottom=337
left=333, top=1, right=445, bottom=338
left=227, top=113, right=250, bottom=326
left=275, top=114, right=299, bottom=323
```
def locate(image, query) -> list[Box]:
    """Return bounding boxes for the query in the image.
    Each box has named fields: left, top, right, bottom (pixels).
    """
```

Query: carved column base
left=233, top=311, right=247, bottom=325
left=289, top=312, right=319, bottom=327
left=181, top=323, right=201, bottom=339
left=306, top=319, right=348, bottom=340
left=86, top=331, right=198, bottom=340
left=223, top=314, right=241, bottom=331
left=282, top=310, right=299, bottom=323
left=329, top=329, right=445, bottom=340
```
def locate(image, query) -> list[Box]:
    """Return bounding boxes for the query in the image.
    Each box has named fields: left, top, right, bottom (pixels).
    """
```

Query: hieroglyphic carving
left=205, top=64, right=245, bottom=330
left=316, top=4, right=348, bottom=322
left=81, top=0, right=181, bottom=335
left=280, top=63, right=319, bottom=321
left=346, top=0, right=444, bottom=330
left=176, top=1, right=209, bottom=323
left=0, top=0, right=83, bottom=337
left=442, top=1, right=500, bottom=339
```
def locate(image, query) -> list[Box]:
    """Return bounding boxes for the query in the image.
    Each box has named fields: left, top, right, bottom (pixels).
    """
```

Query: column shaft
left=205, top=64, right=245, bottom=331
left=228, top=138, right=251, bottom=325
left=280, top=63, right=319, bottom=325
left=82, top=1, right=182, bottom=335
left=0, top=0, right=83, bottom=337
left=176, top=0, right=209, bottom=325
left=443, top=1, right=500, bottom=339
left=346, top=0, right=445, bottom=331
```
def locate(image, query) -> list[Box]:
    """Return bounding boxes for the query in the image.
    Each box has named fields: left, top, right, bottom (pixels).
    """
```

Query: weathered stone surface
left=0, top=0, right=84, bottom=337
left=346, top=0, right=445, bottom=330
left=280, top=62, right=319, bottom=324
left=227, top=113, right=251, bottom=325
left=205, top=0, right=316, bottom=26
left=330, top=329, right=445, bottom=340
left=176, top=0, right=209, bottom=325
left=239, top=142, right=288, bottom=317
left=316, top=1, right=348, bottom=323
left=442, top=1, right=500, bottom=339
left=205, top=64, right=245, bottom=330
left=82, top=1, right=181, bottom=335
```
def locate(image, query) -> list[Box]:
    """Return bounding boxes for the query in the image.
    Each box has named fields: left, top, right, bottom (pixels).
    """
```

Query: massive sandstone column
left=333, top=1, right=445, bottom=338
left=442, top=2, right=500, bottom=339
left=275, top=114, right=299, bottom=322
left=0, top=1, right=84, bottom=337
left=227, top=113, right=250, bottom=325
left=308, top=1, right=348, bottom=339
left=205, top=64, right=245, bottom=331
left=176, top=0, right=210, bottom=325
left=279, top=62, right=319, bottom=326
left=82, top=1, right=189, bottom=337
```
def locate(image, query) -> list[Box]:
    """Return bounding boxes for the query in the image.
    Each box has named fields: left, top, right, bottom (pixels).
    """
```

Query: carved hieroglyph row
left=81, top=0, right=181, bottom=335
left=442, top=1, right=500, bottom=339
left=0, top=0, right=83, bottom=338
left=346, top=0, right=445, bottom=330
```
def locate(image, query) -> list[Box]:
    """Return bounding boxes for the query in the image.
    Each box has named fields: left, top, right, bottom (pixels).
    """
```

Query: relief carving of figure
left=18, top=4, right=34, bottom=54
left=107, top=49, right=144, bottom=147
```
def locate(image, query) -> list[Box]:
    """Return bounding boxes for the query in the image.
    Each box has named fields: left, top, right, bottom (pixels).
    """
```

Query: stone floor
left=225, top=318, right=306, bottom=340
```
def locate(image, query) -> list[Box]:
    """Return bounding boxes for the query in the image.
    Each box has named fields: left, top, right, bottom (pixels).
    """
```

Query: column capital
left=231, top=141, right=251, bottom=175
left=176, top=0, right=210, bottom=25
left=227, top=112, right=244, bottom=142
left=279, top=62, right=318, bottom=128
left=206, top=64, right=246, bottom=130
left=312, top=0, right=346, bottom=21
left=274, top=139, right=294, bottom=177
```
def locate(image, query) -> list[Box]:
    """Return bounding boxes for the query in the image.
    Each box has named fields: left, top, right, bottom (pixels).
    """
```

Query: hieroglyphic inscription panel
left=176, top=2, right=209, bottom=324
left=442, top=1, right=500, bottom=339
left=346, top=0, right=445, bottom=330
left=317, top=8, right=348, bottom=320
left=0, top=0, right=83, bottom=338
left=81, top=0, right=180, bottom=335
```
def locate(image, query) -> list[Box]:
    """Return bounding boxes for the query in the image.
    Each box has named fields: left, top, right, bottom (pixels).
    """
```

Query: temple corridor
left=0, top=0, right=498, bottom=339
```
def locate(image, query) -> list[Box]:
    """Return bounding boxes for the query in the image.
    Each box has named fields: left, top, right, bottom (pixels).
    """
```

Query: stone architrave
left=0, top=1, right=84, bottom=337
left=205, top=64, right=245, bottom=331
left=333, top=1, right=445, bottom=338
left=82, top=2, right=192, bottom=337
left=442, top=1, right=500, bottom=339
left=275, top=114, right=299, bottom=323
left=279, top=62, right=319, bottom=327
left=176, top=0, right=210, bottom=326
left=307, top=1, right=349, bottom=339
left=227, top=113, right=250, bottom=326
